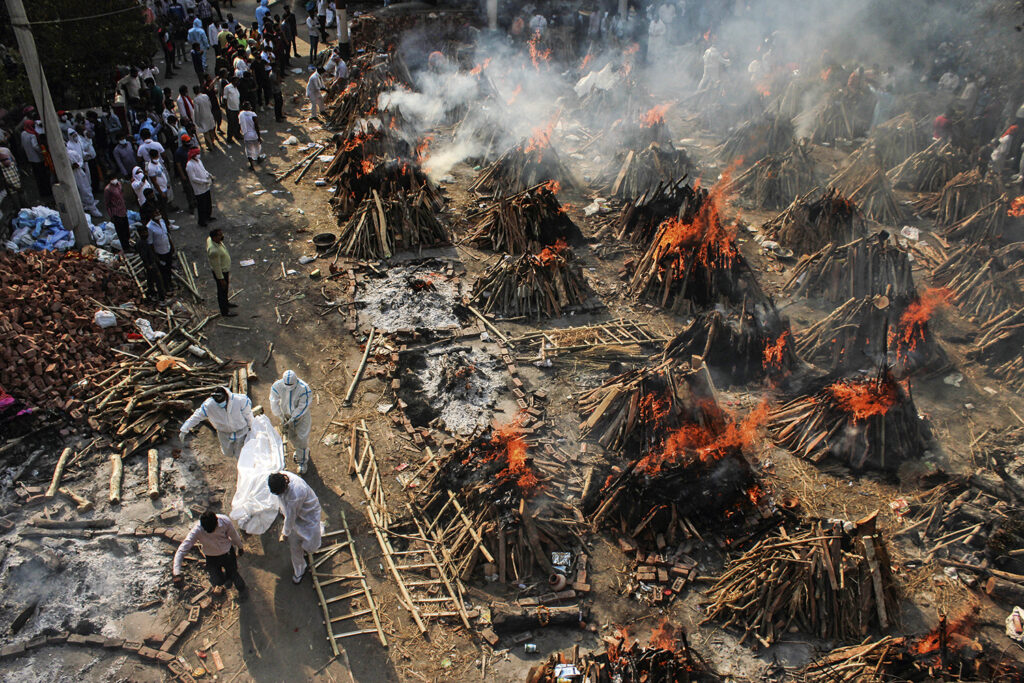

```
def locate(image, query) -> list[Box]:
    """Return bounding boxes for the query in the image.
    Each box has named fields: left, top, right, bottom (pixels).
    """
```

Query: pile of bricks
left=0, top=251, right=135, bottom=415
left=618, top=536, right=699, bottom=605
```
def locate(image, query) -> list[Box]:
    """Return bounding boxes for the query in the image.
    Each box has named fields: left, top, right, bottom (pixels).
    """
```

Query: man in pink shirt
left=172, top=510, right=248, bottom=599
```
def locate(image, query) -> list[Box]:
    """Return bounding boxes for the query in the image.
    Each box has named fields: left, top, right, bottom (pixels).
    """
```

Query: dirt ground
left=3, top=1, right=1024, bottom=682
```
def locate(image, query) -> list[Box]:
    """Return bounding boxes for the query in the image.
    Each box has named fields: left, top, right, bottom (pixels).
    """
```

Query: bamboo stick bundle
left=969, top=307, right=1024, bottom=394
left=334, top=189, right=450, bottom=261
left=931, top=242, right=1024, bottom=327
left=661, top=305, right=798, bottom=385
left=603, top=143, right=694, bottom=201
left=729, top=144, right=817, bottom=209
left=702, top=522, right=899, bottom=645
left=465, top=182, right=579, bottom=254
left=869, top=111, right=929, bottom=168
left=783, top=234, right=916, bottom=303
left=762, top=188, right=868, bottom=255
left=470, top=242, right=591, bottom=319
left=828, top=150, right=904, bottom=225
left=887, top=140, right=964, bottom=192
left=915, top=168, right=1003, bottom=227
left=941, top=196, right=1009, bottom=243
left=796, top=89, right=868, bottom=144
left=717, top=114, right=795, bottom=164
left=795, top=296, right=891, bottom=371
left=469, top=137, right=580, bottom=197
left=798, top=637, right=900, bottom=683
left=768, top=367, right=927, bottom=469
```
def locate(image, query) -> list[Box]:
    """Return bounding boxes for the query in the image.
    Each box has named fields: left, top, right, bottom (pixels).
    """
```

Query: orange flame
left=469, top=58, right=491, bottom=76
left=415, top=135, right=433, bottom=164
left=542, top=180, right=561, bottom=195
left=580, top=53, right=593, bottom=71
left=762, top=331, right=790, bottom=370
left=506, top=84, right=522, bottom=105
left=642, top=103, right=671, bottom=127
left=359, top=159, right=374, bottom=176
left=489, top=418, right=539, bottom=494
left=1009, top=196, right=1024, bottom=217
left=755, top=82, right=771, bottom=97
left=529, top=31, right=551, bottom=70
left=890, top=288, right=952, bottom=361
left=826, top=379, right=898, bottom=421
left=913, top=608, right=976, bottom=656
left=524, top=116, right=557, bottom=158
left=649, top=620, right=679, bottom=651
left=624, top=43, right=640, bottom=56
left=607, top=626, right=632, bottom=662
left=535, top=238, right=569, bottom=266
left=636, top=401, right=769, bottom=475
left=342, top=81, right=358, bottom=97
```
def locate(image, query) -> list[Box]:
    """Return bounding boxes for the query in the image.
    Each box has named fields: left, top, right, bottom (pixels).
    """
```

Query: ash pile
left=354, top=261, right=466, bottom=334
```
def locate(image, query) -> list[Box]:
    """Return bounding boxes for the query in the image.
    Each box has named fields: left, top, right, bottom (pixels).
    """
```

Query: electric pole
left=6, top=0, right=91, bottom=247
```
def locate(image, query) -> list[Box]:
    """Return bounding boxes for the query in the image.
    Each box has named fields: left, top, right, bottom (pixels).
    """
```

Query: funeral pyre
left=769, top=368, right=929, bottom=470
left=761, top=189, right=868, bottom=256
left=729, top=143, right=816, bottom=210
left=465, top=181, right=579, bottom=254
left=702, top=518, right=899, bottom=646
left=661, top=304, right=798, bottom=386
left=470, top=241, right=593, bottom=320
left=470, top=121, right=579, bottom=197
left=577, top=362, right=772, bottom=550
left=784, top=233, right=916, bottom=303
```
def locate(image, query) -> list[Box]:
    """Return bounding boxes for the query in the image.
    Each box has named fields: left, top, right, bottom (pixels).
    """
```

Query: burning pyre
left=469, top=120, right=579, bottom=197
left=796, top=290, right=950, bottom=375
left=661, top=305, right=798, bottom=386
left=465, top=181, right=579, bottom=254
left=784, top=232, right=916, bottom=303
left=527, top=622, right=722, bottom=683
left=325, top=52, right=413, bottom=130
left=578, top=361, right=771, bottom=543
left=628, top=174, right=767, bottom=314
left=598, top=177, right=700, bottom=247
left=728, top=144, right=816, bottom=210
left=769, top=368, right=928, bottom=470
left=702, top=520, right=899, bottom=646
left=761, top=188, right=868, bottom=256
left=417, top=418, right=578, bottom=580
left=470, top=241, right=592, bottom=319
left=329, top=156, right=444, bottom=219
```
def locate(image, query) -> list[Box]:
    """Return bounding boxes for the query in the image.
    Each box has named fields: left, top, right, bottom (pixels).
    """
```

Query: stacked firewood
left=599, top=178, right=699, bottom=246
left=783, top=233, right=916, bottom=303
left=869, top=112, right=929, bottom=168
left=605, top=143, right=693, bottom=200
left=470, top=136, right=579, bottom=197
left=828, top=149, right=904, bottom=225
left=970, top=308, right=1024, bottom=393
left=729, top=144, right=816, bottom=209
left=769, top=368, right=928, bottom=469
left=799, top=89, right=870, bottom=143
left=942, top=196, right=1009, bottom=243
left=795, top=296, right=894, bottom=371
left=325, top=53, right=413, bottom=130
left=717, top=114, right=794, bottom=163
left=888, top=140, right=964, bottom=192
left=916, top=168, right=1003, bottom=226
left=628, top=185, right=766, bottom=313
left=528, top=624, right=723, bottom=682
left=333, top=188, right=450, bottom=260
left=661, top=306, right=798, bottom=385
left=330, top=158, right=444, bottom=219
left=324, top=124, right=413, bottom=182
left=702, top=519, right=899, bottom=646
left=798, top=636, right=900, bottom=683
left=762, top=189, right=868, bottom=255
left=931, top=242, right=1023, bottom=326
left=470, top=242, right=591, bottom=319
left=465, top=182, right=578, bottom=254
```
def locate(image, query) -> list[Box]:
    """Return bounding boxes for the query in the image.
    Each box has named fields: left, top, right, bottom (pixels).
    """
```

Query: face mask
left=214, top=399, right=227, bottom=408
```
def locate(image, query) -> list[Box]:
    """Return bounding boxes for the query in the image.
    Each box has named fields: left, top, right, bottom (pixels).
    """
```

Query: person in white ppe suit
left=268, top=471, right=322, bottom=583
left=269, top=370, right=313, bottom=474
left=180, top=387, right=254, bottom=458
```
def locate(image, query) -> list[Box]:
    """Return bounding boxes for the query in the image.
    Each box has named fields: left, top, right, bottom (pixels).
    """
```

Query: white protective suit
left=65, top=138, right=101, bottom=217
left=697, top=46, right=730, bottom=93
left=180, top=391, right=254, bottom=458
left=277, top=471, right=322, bottom=580
left=269, top=370, right=313, bottom=472
left=306, top=70, right=325, bottom=119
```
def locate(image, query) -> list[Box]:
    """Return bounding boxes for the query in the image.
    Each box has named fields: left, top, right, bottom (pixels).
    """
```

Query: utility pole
left=6, top=0, right=90, bottom=247
left=487, top=0, right=497, bottom=31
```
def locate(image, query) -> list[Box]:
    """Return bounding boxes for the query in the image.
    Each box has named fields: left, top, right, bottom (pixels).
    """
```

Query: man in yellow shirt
left=207, top=228, right=235, bottom=317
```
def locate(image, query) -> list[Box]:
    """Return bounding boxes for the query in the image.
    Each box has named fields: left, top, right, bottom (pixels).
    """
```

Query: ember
left=642, top=103, right=672, bottom=127
left=762, top=330, right=790, bottom=371
left=1010, top=196, right=1024, bottom=217
left=889, top=288, right=952, bottom=363
left=826, top=378, right=898, bottom=421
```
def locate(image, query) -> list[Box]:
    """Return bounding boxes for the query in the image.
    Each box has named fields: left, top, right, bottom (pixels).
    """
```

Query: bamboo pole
left=109, top=454, right=123, bottom=504
left=45, top=447, right=73, bottom=498
left=147, top=449, right=160, bottom=499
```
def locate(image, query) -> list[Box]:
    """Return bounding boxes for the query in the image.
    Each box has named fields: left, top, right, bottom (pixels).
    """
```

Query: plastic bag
left=230, top=415, right=286, bottom=534
left=93, top=310, right=117, bottom=328
left=134, top=318, right=166, bottom=341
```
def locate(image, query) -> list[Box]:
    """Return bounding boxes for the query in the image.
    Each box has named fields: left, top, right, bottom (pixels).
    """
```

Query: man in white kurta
left=269, top=370, right=313, bottom=473
left=180, top=387, right=254, bottom=458
left=306, top=67, right=325, bottom=120
left=268, top=471, right=322, bottom=583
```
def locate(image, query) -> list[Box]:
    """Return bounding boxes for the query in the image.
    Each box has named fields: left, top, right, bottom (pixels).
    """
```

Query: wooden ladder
left=307, top=508, right=387, bottom=654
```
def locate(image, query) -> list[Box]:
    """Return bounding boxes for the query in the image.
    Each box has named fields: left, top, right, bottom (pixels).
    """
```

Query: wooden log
left=109, top=454, right=123, bottom=505
left=45, top=447, right=73, bottom=498
left=986, top=576, right=1024, bottom=604
left=58, top=486, right=93, bottom=512
left=489, top=603, right=588, bottom=633
left=147, top=449, right=160, bottom=499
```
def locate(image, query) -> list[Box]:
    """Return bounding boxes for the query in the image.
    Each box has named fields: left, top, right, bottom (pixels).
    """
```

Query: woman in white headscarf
left=131, top=165, right=153, bottom=206
left=66, top=137, right=102, bottom=217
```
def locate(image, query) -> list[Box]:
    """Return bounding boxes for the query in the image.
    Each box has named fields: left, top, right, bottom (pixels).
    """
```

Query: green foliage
left=0, top=0, right=155, bottom=109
